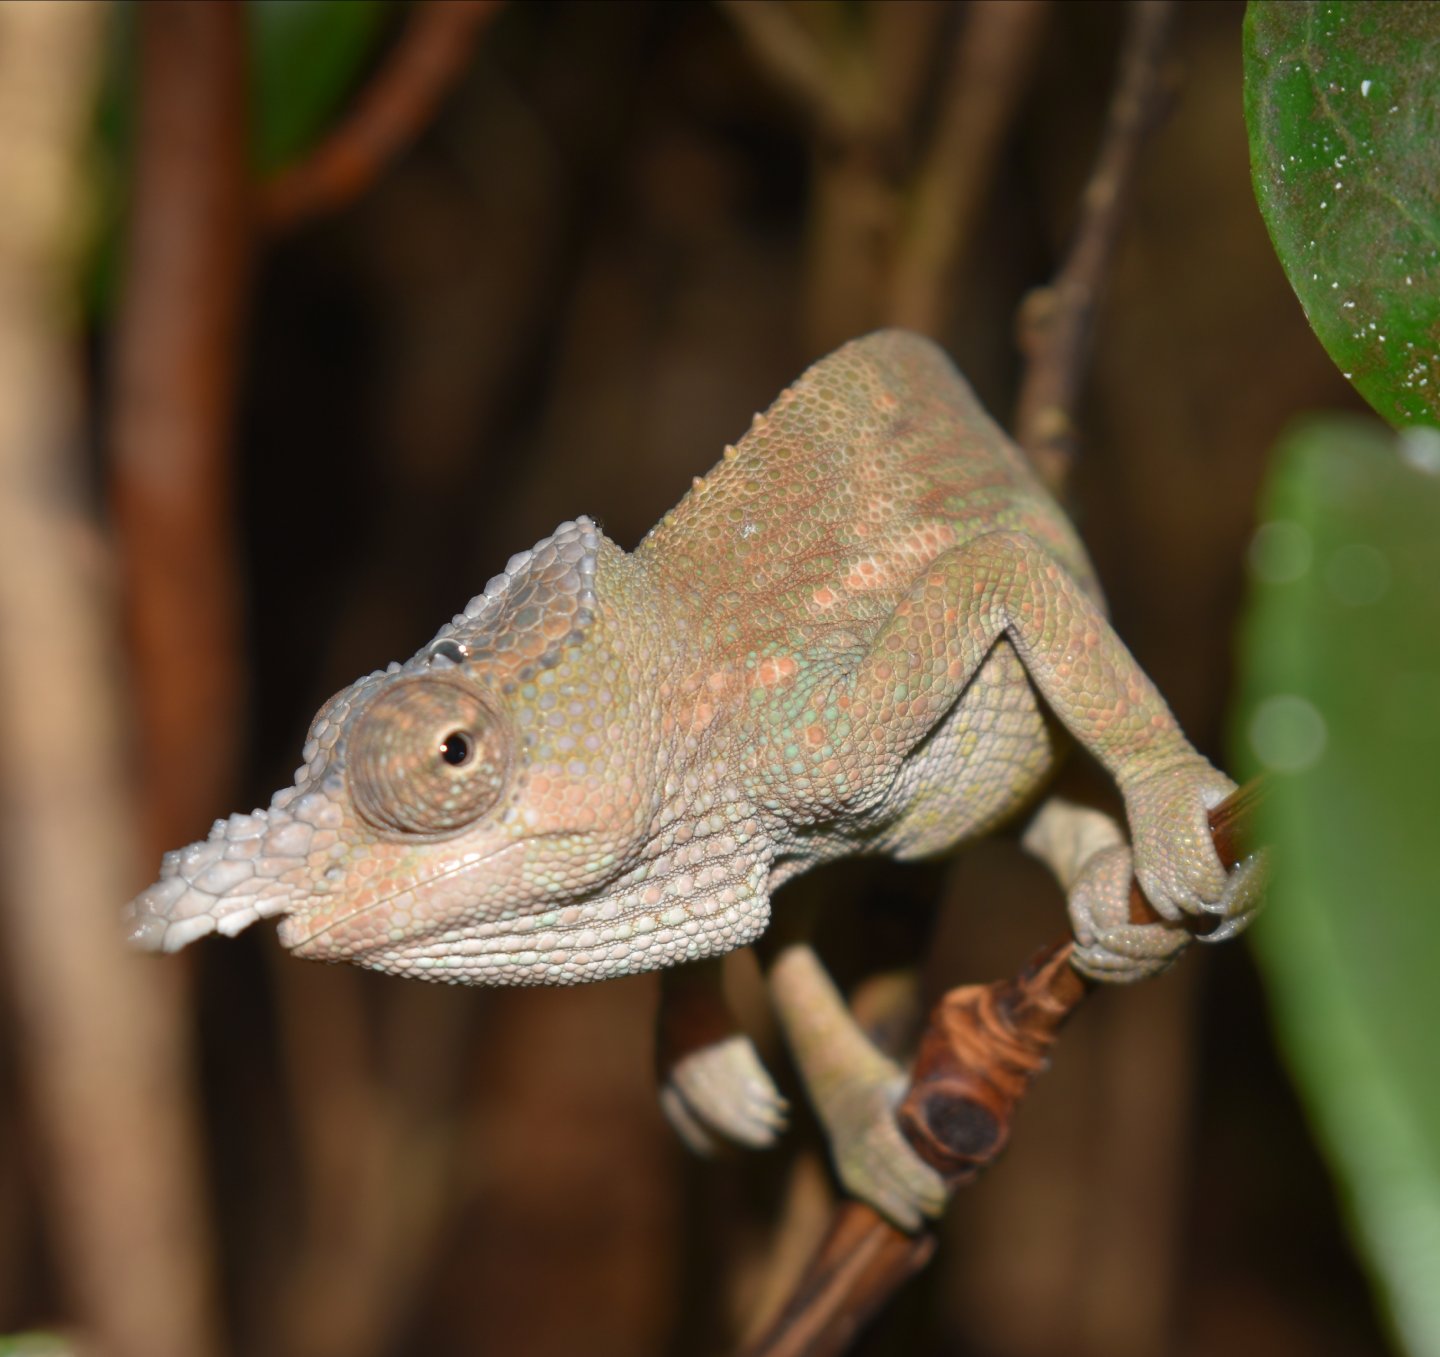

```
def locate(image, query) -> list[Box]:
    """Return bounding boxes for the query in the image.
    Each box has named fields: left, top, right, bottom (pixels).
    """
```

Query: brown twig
left=739, top=780, right=1264, bottom=1357
left=1013, top=0, right=1176, bottom=493
left=884, top=0, right=1049, bottom=336
left=258, top=0, right=503, bottom=231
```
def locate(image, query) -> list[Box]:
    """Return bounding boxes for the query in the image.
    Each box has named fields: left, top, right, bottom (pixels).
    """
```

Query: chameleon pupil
left=440, top=731, right=473, bottom=767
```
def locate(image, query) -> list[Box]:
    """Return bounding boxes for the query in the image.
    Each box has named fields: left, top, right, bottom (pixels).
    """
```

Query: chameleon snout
left=123, top=806, right=314, bottom=953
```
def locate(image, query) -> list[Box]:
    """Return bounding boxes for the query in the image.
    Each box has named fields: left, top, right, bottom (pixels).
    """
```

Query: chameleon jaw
left=123, top=807, right=314, bottom=953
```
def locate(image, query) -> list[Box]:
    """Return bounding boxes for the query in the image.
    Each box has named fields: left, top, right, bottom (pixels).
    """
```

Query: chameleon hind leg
left=766, top=941, right=945, bottom=1231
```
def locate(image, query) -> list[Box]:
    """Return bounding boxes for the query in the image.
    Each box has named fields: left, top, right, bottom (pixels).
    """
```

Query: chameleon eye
left=348, top=678, right=508, bottom=836
left=439, top=730, right=473, bottom=766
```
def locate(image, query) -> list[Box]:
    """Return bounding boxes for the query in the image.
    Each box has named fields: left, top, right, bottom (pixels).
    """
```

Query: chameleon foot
left=1025, top=794, right=1266, bottom=983
left=1123, top=761, right=1252, bottom=923
left=1065, top=842, right=1189, bottom=981
left=820, top=1063, right=947, bottom=1232
left=659, top=1034, right=789, bottom=1154
left=1022, top=798, right=1182, bottom=981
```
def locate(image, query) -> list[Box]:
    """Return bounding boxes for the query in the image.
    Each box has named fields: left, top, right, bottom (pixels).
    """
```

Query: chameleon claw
left=1195, top=853, right=1268, bottom=943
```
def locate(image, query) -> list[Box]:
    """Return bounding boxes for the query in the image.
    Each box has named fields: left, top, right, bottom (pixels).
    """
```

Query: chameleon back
left=638, top=330, right=1103, bottom=660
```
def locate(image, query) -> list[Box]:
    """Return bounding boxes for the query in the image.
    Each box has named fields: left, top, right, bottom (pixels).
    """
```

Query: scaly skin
left=125, top=330, right=1258, bottom=1227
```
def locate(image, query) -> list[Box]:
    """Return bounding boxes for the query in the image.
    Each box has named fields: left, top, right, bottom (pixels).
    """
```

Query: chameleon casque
left=126, top=330, right=1260, bottom=1228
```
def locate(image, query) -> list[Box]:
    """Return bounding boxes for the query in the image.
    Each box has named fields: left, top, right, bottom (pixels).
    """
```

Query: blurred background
left=0, top=1, right=1407, bottom=1355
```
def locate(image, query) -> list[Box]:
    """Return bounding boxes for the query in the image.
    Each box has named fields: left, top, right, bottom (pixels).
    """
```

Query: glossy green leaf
left=1244, top=2, right=1440, bottom=428
left=1233, top=416, right=1440, bottom=1354
left=248, top=0, right=394, bottom=175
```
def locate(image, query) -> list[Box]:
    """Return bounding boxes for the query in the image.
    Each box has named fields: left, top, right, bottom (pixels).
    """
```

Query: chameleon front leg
left=766, top=941, right=946, bottom=1231
left=845, top=531, right=1253, bottom=931
left=657, top=957, right=788, bottom=1153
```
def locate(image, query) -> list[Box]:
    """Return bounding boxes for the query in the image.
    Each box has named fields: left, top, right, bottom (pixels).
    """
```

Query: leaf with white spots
left=1233, top=414, right=1440, bottom=1352
left=1245, top=1, right=1440, bottom=426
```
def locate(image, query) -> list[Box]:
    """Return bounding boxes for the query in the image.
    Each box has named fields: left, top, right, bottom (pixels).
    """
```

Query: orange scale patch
left=752, top=655, right=799, bottom=687
left=843, top=558, right=892, bottom=591
left=685, top=700, right=718, bottom=731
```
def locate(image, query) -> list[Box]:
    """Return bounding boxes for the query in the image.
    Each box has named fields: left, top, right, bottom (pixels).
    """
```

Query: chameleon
left=125, top=329, right=1261, bottom=1229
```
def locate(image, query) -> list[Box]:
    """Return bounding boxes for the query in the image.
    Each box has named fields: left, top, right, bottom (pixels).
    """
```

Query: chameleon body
left=126, top=331, right=1258, bottom=1227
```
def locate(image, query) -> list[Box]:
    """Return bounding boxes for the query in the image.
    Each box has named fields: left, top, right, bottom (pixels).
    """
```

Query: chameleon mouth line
left=287, top=831, right=623, bottom=953
left=294, top=831, right=706, bottom=959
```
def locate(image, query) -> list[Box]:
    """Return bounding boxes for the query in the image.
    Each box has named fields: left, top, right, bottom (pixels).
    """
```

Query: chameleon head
left=123, top=517, right=763, bottom=985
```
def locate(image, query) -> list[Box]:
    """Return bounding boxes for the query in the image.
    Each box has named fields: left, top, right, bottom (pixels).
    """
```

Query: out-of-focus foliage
left=0, top=1335, right=72, bottom=1356
left=1244, top=1, right=1440, bottom=428
left=1242, top=5, right=1440, bottom=1350
left=1234, top=416, right=1440, bottom=1355
left=248, top=0, right=394, bottom=174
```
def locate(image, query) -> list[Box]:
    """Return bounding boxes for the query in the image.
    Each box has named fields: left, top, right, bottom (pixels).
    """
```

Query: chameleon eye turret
left=347, top=677, right=509, bottom=837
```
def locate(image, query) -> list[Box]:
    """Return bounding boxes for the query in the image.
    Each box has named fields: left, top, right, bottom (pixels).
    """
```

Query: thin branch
left=884, top=0, right=1049, bottom=336
left=739, top=780, right=1264, bottom=1357
left=259, top=0, right=504, bottom=231
left=1014, top=0, right=1176, bottom=494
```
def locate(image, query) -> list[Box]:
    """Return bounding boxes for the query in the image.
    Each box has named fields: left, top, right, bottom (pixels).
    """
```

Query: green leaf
left=1233, top=415, right=1440, bottom=1354
left=1244, top=1, right=1440, bottom=428
left=0, top=1337, right=74, bottom=1357
left=248, top=0, right=395, bottom=175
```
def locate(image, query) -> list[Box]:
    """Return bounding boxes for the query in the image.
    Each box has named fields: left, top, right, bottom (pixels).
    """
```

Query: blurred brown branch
left=110, top=0, right=251, bottom=858
left=0, top=3, right=221, bottom=1355
left=259, top=0, right=504, bottom=232
left=103, top=1, right=511, bottom=1350
left=739, top=780, right=1264, bottom=1357
left=716, top=0, right=875, bottom=141
left=1014, top=0, right=1176, bottom=492
left=884, top=0, right=1048, bottom=335
left=273, top=970, right=472, bottom=1357
left=726, top=0, right=1048, bottom=351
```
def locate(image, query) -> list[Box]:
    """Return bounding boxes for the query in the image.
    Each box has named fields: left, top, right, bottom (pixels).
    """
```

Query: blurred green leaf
left=248, top=0, right=394, bottom=175
left=0, top=1337, right=73, bottom=1357
left=1234, top=415, right=1440, bottom=1354
left=1244, top=1, right=1440, bottom=428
